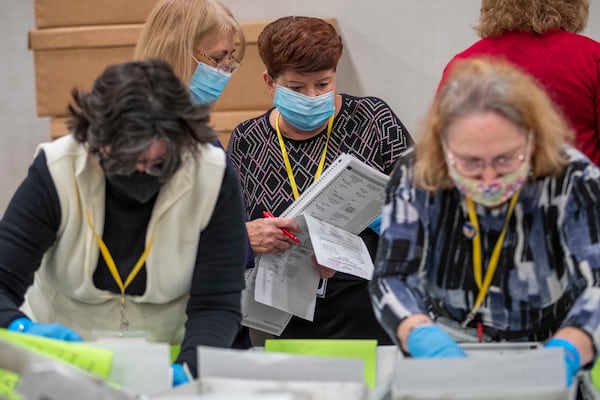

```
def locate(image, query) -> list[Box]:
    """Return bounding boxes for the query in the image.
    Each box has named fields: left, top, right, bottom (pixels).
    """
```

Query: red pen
left=476, top=322, right=483, bottom=343
left=262, top=211, right=300, bottom=243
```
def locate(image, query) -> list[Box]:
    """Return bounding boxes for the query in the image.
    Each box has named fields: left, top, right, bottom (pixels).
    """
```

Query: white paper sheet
left=304, top=214, right=374, bottom=280
left=89, top=337, right=171, bottom=396
left=391, top=347, right=567, bottom=399
left=17, top=362, right=136, bottom=400
left=241, top=266, right=293, bottom=335
left=253, top=153, right=389, bottom=321
left=255, top=245, right=321, bottom=321
left=198, top=346, right=364, bottom=383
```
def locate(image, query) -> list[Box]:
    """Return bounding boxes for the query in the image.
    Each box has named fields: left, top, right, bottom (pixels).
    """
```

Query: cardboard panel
left=29, top=24, right=142, bottom=50
left=34, top=46, right=136, bottom=116
left=35, top=0, right=159, bottom=28
left=211, top=48, right=272, bottom=112
left=49, top=110, right=263, bottom=148
left=29, top=21, right=274, bottom=118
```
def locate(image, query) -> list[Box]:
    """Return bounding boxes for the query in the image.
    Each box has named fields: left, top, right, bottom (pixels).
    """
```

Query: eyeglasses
left=100, top=154, right=168, bottom=177
left=195, top=50, right=241, bottom=73
left=447, top=151, right=526, bottom=176
left=135, top=158, right=167, bottom=176
left=445, top=131, right=532, bottom=177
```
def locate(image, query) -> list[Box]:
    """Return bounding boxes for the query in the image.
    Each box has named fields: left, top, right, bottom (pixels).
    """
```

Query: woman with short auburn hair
left=228, top=16, right=413, bottom=343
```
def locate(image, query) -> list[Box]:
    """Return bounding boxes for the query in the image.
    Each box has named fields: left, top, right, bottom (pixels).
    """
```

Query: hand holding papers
left=304, top=214, right=374, bottom=280
left=242, top=153, right=389, bottom=332
left=263, top=211, right=300, bottom=243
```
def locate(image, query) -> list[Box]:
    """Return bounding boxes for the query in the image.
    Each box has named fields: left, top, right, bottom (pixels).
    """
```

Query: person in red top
left=439, top=0, right=600, bottom=165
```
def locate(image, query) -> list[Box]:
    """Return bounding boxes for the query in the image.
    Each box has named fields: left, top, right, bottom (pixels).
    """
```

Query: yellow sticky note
left=265, top=339, right=378, bottom=388
left=0, top=329, right=113, bottom=379
left=170, top=344, right=181, bottom=363
left=0, top=367, right=21, bottom=400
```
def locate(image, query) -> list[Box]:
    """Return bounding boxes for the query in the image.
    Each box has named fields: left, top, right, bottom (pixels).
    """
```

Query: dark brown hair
left=68, top=59, right=215, bottom=181
left=257, top=16, right=343, bottom=78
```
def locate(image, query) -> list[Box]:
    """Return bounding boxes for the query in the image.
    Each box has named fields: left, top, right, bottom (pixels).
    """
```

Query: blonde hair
left=414, top=58, right=573, bottom=191
left=476, top=0, right=589, bottom=37
left=134, top=0, right=246, bottom=84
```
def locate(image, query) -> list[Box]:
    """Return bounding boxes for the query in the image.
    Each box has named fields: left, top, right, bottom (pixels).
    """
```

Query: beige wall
left=1, top=0, right=599, bottom=213
left=221, top=0, right=600, bottom=137
left=0, top=1, right=49, bottom=213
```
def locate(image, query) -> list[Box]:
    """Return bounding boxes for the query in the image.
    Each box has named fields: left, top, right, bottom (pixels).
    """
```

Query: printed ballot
left=303, top=214, right=374, bottom=280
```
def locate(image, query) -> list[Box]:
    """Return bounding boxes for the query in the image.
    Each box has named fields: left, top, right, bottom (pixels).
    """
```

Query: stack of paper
left=0, top=338, right=133, bottom=400
left=391, top=348, right=567, bottom=399
left=194, top=346, right=368, bottom=400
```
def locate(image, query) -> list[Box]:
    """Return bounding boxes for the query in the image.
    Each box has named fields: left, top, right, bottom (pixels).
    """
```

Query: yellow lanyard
left=275, top=112, right=334, bottom=200
left=85, top=210, right=154, bottom=330
left=461, top=192, right=520, bottom=327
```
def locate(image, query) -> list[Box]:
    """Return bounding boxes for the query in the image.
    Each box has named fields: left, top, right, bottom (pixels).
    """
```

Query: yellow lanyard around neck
left=461, top=192, right=520, bottom=327
left=85, top=210, right=154, bottom=304
left=275, top=112, right=334, bottom=200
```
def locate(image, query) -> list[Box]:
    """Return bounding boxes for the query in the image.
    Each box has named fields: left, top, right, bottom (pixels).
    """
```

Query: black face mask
left=105, top=171, right=162, bottom=204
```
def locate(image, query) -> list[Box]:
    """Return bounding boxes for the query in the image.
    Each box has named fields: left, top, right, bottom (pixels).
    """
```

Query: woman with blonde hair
left=134, top=0, right=246, bottom=104
left=439, top=0, right=600, bottom=165
left=371, top=58, right=600, bottom=387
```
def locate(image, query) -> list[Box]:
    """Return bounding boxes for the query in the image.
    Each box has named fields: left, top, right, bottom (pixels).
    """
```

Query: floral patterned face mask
left=447, top=160, right=530, bottom=207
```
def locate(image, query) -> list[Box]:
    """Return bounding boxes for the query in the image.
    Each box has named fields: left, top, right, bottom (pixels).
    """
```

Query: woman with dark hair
left=0, top=59, right=247, bottom=386
left=228, top=16, right=412, bottom=343
left=440, top=0, right=600, bottom=165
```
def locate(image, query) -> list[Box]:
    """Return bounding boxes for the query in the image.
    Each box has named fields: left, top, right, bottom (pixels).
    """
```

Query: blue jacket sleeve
left=369, top=148, right=430, bottom=345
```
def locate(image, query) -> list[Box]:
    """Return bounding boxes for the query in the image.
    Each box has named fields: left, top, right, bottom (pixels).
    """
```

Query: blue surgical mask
left=273, top=85, right=335, bottom=131
left=190, top=58, right=232, bottom=104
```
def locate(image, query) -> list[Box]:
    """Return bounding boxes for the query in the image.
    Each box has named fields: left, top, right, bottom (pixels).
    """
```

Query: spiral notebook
left=243, top=153, right=390, bottom=328
left=279, top=152, right=389, bottom=232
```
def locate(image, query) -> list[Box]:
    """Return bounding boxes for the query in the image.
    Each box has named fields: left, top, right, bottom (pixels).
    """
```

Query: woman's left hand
left=312, top=256, right=336, bottom=278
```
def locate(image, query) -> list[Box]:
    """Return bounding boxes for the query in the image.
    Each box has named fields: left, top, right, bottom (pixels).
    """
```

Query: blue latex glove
left=8, top=317, right=82, bottom=342
left=172, top=363, right=190, bottom=387
left=407, top=323, right=467, bottom=358
left=545, top=338, right=581, bottom=387
left=368, top=214, right=382, bottom=234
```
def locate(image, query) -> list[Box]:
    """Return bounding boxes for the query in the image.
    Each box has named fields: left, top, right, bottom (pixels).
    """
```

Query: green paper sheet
left=0, top=368, right=21, bottom=400
left=170, top=344, right=180, bottom=363
left=265, top=339, right=377, bottom=388
left=0, top=328, right=113, bottom=379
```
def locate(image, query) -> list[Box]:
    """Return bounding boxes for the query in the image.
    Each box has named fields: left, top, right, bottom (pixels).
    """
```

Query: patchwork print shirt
left=370, top=146, right=600, bottom=351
